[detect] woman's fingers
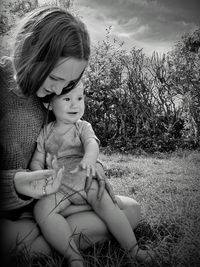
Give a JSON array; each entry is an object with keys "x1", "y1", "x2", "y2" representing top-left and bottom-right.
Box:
[
  {"x1": 85, "y1": 174, "x2": 93, "y2": 193},
  {"x1": 86, "y1": 165, "x2": 96, "y2": 179},
  {"x1": 105, "y1": 181, "x2": 117, "y2": 203},
  {"x1": 52, "y1": 155, "x2": 59, "y2": 171},
  {"x1": 29, "y1": 167, "x2": 63, "y2": 197},
  {"x1": 54, "y1": 167, "x2": 64, "y2": 185},
  {"x1": 97, "y1": 179, "x2": 116, "y2": 203},
  {"x1": 91, "y1": 166, "x2": 96, "y2": 177},
  {"x1": 46, "y1": 153, "x2": 52, "y2": 169},
  {"x1": 95, "y1": 166, "x2": 117, "y2": 203},
  {"x1": 46, "y1": 167, "x2": 64, "y2": 195},
  {"x1": 97, "y1": 179, "x2": 106, "y2": 200},
  {"x1": 27, "y1": 170, "x2": 55, "y2": 181}
]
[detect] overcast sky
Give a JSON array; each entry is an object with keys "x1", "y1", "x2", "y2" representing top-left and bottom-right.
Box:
[{"x1": 73, "y1": 0, "x2": 200, "y2": 55}]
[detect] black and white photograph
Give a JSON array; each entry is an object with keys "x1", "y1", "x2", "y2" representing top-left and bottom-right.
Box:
[{"x1": 0, "y1": 0, "x2": 199, "y2": 266}]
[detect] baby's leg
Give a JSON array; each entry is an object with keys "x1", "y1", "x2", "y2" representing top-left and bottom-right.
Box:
[
  {"x1": 34, "y1": 194, "x2": 84, "y2": 267},
  {"x1": 87, "y1": 181, "x2": 151, "y2": 262}
]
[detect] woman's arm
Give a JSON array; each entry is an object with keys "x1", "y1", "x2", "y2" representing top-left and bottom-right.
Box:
[
  {"x1": 14, "y1": 168, "x2": 63, "y2": 199},
  {"x1": 0, "y1": 168, "x2": 63, "y2": 211},
  {"x1": 0, "y1": 169, "x2": 33, "y2": 210}
]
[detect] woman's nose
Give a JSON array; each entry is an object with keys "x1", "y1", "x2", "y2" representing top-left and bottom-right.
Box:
[{"x1": 51, "y1": 85, "x2": 63, "y2": 95}]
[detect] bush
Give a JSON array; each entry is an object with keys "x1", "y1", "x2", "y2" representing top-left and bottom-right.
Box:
[{"x1": 83, "y1": 28, "x2": 200, "y2": 153}]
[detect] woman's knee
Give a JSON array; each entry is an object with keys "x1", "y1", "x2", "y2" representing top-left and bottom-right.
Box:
[
  {"x1": 2, "y1": 219, "x2": 39, "y2": 250},
  {"x1": 31, "y1": 235, "x2": 51, "y2": 255},
  {"x1": 1, "y1": 218, "x2": 51, "y2": 255},
  {"x1": 116, "y1": 195, "x2": 141, "y2": 228},
  {"x1": 116, "y1": 195, "x2": 141, "y2": 210}
]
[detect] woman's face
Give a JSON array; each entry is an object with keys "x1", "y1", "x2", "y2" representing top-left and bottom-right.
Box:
[{"x1": 36, "y1": 57, "x2": 87, "y2": 98}]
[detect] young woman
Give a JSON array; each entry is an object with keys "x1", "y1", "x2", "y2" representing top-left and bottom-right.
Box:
[{"x1": 0, "y1": 5, "x2": 141, "y2": 259}]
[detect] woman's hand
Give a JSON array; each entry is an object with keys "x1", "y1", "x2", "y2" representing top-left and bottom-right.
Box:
[
  {"x1": 85, "y1": 164, "x2": 117, "y2": 204},
  {"x1": 14, "y1": 168, "x2": 64, "y2": 199}
]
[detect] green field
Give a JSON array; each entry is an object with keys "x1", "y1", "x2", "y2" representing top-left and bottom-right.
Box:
[{"x1": 8, "y1": 150, "x2": 200, "y2": 266}]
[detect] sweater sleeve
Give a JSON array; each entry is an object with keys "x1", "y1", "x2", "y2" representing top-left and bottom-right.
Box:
[{"x1": 0, "y1": 170, "x2": 33, "y2": 211}]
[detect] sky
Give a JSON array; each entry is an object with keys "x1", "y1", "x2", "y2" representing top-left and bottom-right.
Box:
[{"x1": 73, "y1": 0, "x2": 200, "y2": 55}]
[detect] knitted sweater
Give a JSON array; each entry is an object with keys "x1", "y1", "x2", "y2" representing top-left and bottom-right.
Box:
[{"x1": 0, "y1": 61, "x2": 46, "y2": 212}]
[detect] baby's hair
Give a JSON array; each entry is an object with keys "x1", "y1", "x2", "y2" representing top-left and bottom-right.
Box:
[{"x1": 12, "y1": 5, "x2": 90, "y2": 96}]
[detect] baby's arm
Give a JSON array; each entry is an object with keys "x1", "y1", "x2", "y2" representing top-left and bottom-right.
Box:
[
  {"x1": 78, "y1": 138, "x2": 99, "y2": 177},
  {"x1": 82, "y1": 138, "x2": 99, "y2": 165},
  {"x1": 30, "y1": 148, "x2": 45, "y2": 171}
]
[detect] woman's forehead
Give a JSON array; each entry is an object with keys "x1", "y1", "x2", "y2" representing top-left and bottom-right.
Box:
[{"x1": 52, "y1": 58, "x2": 87, "y2": 80}]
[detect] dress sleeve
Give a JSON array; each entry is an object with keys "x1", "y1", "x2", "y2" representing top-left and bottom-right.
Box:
[
  {"x1": 36, "y1": 128, "x2": 46, "y2": 154},
  {"x1": 0, "y1": 169, "x2": 33, "y2": 211},
  {"x1": 36, "y1": 123, "x2": 53, "y2": 154},
  {"x1": 78, "y1": 120, "x2": 100, "y2": 146}
]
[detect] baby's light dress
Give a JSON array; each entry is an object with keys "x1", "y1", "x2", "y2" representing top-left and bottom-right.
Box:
[{"x1": 36, "y1": 120, "x2": 102, "y2": 204}]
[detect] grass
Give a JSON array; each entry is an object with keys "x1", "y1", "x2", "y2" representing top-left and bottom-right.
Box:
[{"x1": 6, "y1": 149, "x2": 200, "y2": 266}]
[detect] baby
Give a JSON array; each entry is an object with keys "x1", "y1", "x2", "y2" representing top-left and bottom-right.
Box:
[{"x1": 31, "y1": 82, "x2": 152, "y2": 267}]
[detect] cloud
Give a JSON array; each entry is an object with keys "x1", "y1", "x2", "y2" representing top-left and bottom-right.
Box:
[{"x1": 74, "y1": 0, "x2": 200, "y2": 55}]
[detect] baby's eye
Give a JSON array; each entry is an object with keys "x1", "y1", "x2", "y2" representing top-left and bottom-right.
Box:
[
  {"x1": 78, "y1": 97, "x2": 83, "y2": 101},
  {"x1": 64, "y1": 97, "x2": 70, "y2": 101}
]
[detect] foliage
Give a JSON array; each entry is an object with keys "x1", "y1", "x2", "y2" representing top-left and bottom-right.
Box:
[
  {"x1": 0, "y1": 0, "x2": 38, "y2": 34},
  {"x1": 83, "y1": 27, "x2": 200, "y2": 153},
  {"x1": 184, "y1": 28, "x2": 200, "y2": 53},
  {"x1": 168, "y1": 32, "x2": 200, "y2": 144}
]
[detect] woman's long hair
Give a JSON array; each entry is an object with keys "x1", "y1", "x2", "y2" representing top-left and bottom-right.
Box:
[{"x1": 13, "y1": 5, "x2": 90, "y2": 96}]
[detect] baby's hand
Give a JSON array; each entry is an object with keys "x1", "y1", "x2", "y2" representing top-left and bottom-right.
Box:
[{"x1": 70, "y1": 159, "x2": 96, "y2": 178}]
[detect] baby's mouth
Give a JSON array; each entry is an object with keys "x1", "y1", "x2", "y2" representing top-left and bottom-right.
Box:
[{"x1": 68, "y1": 112, "x2": 78, "y2": 115}]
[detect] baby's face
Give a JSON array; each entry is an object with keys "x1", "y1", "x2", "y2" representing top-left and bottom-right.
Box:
[{"x1": 50, "y1": 83, "x2": 85, "y2": 124}]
